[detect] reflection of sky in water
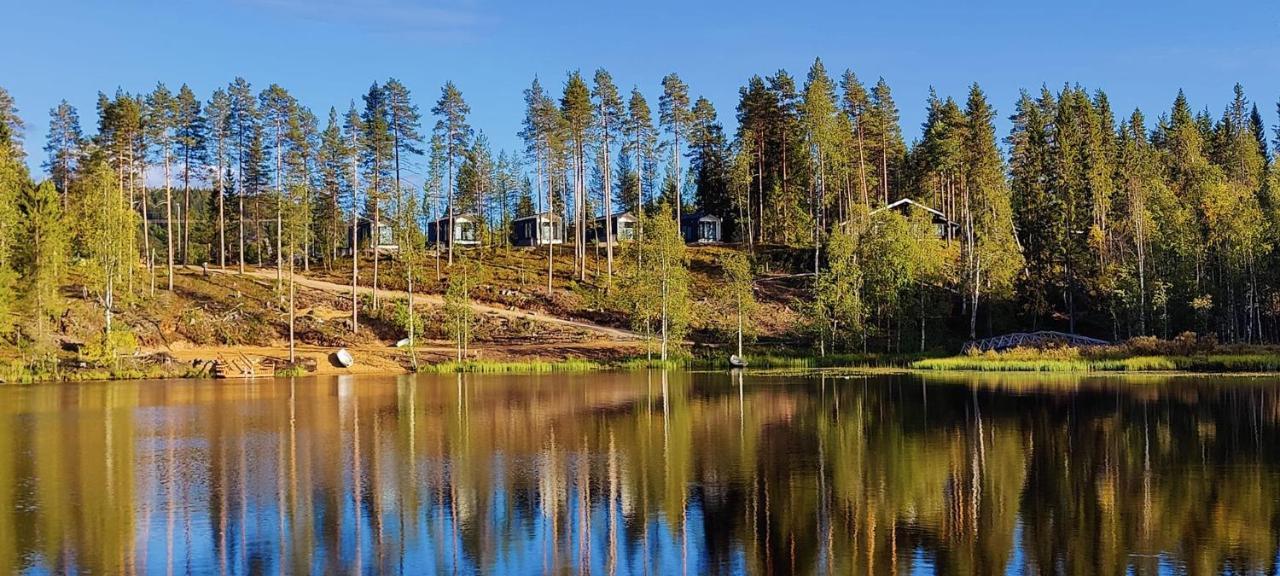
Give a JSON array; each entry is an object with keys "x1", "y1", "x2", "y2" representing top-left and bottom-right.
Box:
[{"x1": 4, "y1": 372, "x2": 1280, "y2": 574}]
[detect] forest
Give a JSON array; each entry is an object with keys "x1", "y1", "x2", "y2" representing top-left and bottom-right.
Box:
[{"x1": 1, "y1": 58, "x2": 1278, "y2": 368}]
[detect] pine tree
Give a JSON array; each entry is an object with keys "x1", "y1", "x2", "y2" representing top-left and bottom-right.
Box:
[
  {"x1": 0, "y1": 87, "x2": 26, "y2": 160},
  {"x1": 174, "y1": 84, "x2": 207, "y2": 265},
  {"x1": 227, "y1": 77, "x2": 257, "y2": 274},
  {"x1": 593, "y1": 69, "x2": 623, "y2": 288},
  {"x1": 659, "y1": 73, "x2": 692, "y2": 222},
  {"x1": 865, "y1": 78, "x2": 906, "y2": 204},
  {"x1": 519, "y1": 77, "x2": 562, "y2": 293},
  {"x1": 432, "y1": 81, "x2": 472, "y2": 266},
  {"x1": 560, "y1": 72, "x2": 592, "y2": 280},
  {"x1": 260, "y1": 84, "x2": 296, "y2": 289},
  {"x1": 384, "y1": 78, "x2": 423, "y2": 252},
  {"x1": 43, "y1": 100, "x2": 82, "y2": 205},
  {"x1": 839, "y1": 71, "x2": 873, "y2": 210},
  {"x1": 145, "y1": 83, "x2": 178, "y2": 290},
  {"x1": 623, "y1": 87, "x2": 658, "y2": 252}
]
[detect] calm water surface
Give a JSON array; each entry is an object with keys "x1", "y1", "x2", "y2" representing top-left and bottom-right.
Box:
[{"x1": 4, "y1": 370, "x2": 1280, "y2": 575}]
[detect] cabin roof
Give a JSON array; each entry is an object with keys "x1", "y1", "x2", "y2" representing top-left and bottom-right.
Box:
[
  {"x1": 512, "y1": 211, "x2": 562, "y2": 223},
  {"x1": 871, "y1": 198, "x2": 950, "y2": 223},
  {"x1": 592, "y1": 211, "x2": 636, "y2": 223},
  {"x1": 428, "y1": 213, "x2": 480, "y2": 225},
  {"x1": 679, "y1": 213, "x2": 722, "y2": 224}
]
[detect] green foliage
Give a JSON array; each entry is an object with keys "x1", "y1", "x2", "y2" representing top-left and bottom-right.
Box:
[
  {"x1": 444, "y1": 258, "x2": 484, "y2": 360},
  {"x1": 16, "y1": 181, "x2": 68, "y2": 346},
  {"x1": 716, "y1": 250, "x2": 758, "y2": 353},
  {"x1": 617, "y1": 203, "x2": 690, "y2": 360},
  {"x1": 812, "y1": 226, "x2": 863, "y2": 352}
]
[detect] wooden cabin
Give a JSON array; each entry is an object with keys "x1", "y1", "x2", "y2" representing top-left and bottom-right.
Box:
[
  {"x1": 352, "y1": 217, "x2": 398, "y2": 255},
  {"x1": 680, "y1": 213, "x2": 722, "y2": 244},
  {"x1": 589, "y1": 212, "x2": 638, "y2": 245},
  {"x1": 426, "y1": 213, "x2": 481, "y2": 247},
  {"x1": 870, "y1": 198, "x2": 958, "y2": 239},
  {"x1": 511, "y1": 212, "x2": 565, "y2": 247}
]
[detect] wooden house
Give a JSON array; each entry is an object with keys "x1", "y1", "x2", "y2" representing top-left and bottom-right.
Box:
[
  {"x1": 426, "y1": 213, "x2": 481, "y2": 247},
  {"x1": 680, "y1": 213, "x2": 722, "y2": 244},
  {"x1": 352, "y1": 217, "x2": 398, "y2": 255},
  {"x1": 511, "y1": 212, "x2": 565, "y2": 247},
  {"x1": 589, "y1": 212, "x2": 638, "y2": 245},
  {"x1": 870, "y1": 198, "x2": 958, "y2": 239}
]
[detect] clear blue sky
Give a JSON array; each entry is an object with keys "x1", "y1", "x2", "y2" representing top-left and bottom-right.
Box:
[{"x1": 4, "y1": 0, "x2": 1280, "y2": 184}]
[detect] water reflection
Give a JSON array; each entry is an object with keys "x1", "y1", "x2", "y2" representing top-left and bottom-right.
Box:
[{"x1": 2, "y1": 371, "x2": 1279, "y2": 574}]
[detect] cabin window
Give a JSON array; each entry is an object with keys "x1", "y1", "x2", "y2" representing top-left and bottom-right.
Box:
[
  {"x1": 540, "y1": 221, "x2": 558, "y2": 241},
  {"x1": 378, "y1": 225, "x2": 393, "y2": 246},
  {"x1": 618, "y1": 221, "x2": 635, "y2": 240},
  {"x1": 457, "y1": 221, "x2": 476, "y2": 241}
]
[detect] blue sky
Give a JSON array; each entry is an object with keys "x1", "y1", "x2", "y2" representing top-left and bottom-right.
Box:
[{"x1": 3, "y1": 0, "x2": 1280, "y2": 184}]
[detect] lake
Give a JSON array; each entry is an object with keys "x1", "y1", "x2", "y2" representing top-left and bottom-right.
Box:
[{"x1": 2, "y1": 370, "x2": 1278, "y2": 575}]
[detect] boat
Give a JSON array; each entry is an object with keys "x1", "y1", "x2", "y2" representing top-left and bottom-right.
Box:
[
  {"x1": 729, "y1": 355, "x2": 748, "y2": 368},
  {"x1": 334, "y1": 348, "x2": 355, "y2": 368}
]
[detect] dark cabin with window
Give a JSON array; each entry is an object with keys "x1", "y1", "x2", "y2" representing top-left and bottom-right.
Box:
[
  {"x1": 589, "y1": 212, "x2": 638, "y2": 245},
  {"x1": 426, "y1": 214, "x2": 481, "y2": 247},
  {"x1": 352, "y1": 217, "x2": 398, "y2": 255},
  {"x1": 870, "y1": 198, "x2": 958, "y2": 239},
  {"x1": 680, "y1": 213, "x2": 722, "y2": 244},
  {"x1": 511, "y1": 212, "x2": 565, "y2": 247}
]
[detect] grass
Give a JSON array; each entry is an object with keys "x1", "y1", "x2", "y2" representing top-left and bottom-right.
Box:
[
  {"x1": 911, "y1": 350, "x2": 1280, "y2": 373},
  {"x1": 417, "y1": 358, "x2": 609, "y2": 374}
]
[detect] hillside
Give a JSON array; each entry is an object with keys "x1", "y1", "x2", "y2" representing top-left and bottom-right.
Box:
[{"x1": 6, "y1": 245, "x2": 812, "y2": 380}]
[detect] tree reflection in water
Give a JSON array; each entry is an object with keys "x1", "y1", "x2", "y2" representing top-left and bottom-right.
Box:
[{"x1": 0, "y1": 371, "x2": 1277, "y2": 574}]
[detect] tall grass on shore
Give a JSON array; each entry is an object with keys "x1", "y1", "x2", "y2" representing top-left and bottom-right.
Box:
[
  {"x1": 418, "y1": 359, "x2": 608, "y2": 374},
  {"x1": 912, "y1": 348, "x2": 1280, "y2": 373}
]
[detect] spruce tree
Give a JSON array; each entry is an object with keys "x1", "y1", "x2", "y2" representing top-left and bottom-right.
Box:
[
  {"x1": 206, "y1": 89, "x2": 231, "y2": 268},
  {"x1": 17, "y1": 181, "x2": 67, "y2": 351}
]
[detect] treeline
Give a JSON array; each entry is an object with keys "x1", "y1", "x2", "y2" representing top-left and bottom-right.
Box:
[{"x1": 3, "y1": 59, "x2": 1280, "y2": 357}]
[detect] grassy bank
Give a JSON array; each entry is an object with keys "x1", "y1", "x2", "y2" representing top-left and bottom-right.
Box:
[
  {"x1": 912, "y1": 351, "x2": 1280, "y2": 373},
  {"x1": 414, "y1": 351, "x2": 925, "y2": 374}
]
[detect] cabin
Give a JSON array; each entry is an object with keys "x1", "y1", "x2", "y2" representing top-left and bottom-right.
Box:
[
  {"x1": 589, "y1": 212, "x2": 638, "y2": 245},
  {"x1": 680, "y1": 213, "x2": 722, "y2": 244},
  {"x1": 352, "y1": 217, "x2": 398, "y2": 255},
  {"x1": 870, "y1": 198, "x2": 958, "y2": 239},
  {"x1": 511, "y1": 212, "x2": 565, "y2": 247},
  {"x1": 426, "y1": 214, "x2": 481, "y2": 247}
]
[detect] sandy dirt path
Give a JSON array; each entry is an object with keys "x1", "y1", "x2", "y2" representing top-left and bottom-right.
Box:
[
  {"x1": 165, "y1": 340, "x2": 645, "y2": 376},
  {"x1": 190, "y1": 266, "x2": 638, "y2": 340}
]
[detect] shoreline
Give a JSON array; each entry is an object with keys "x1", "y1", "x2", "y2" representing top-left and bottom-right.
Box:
[{"x1": 13, "y1": 347, "x2": 1280, "y2": 383}]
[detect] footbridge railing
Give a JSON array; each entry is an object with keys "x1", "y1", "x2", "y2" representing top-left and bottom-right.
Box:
[{"x1": 962, "y1": 331, "x2": 1111, "y2": 353}]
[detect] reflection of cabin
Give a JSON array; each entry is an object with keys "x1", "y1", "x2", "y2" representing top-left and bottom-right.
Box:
[
  {"x1": 589, "y1": 212, "x2": 638, "y2": 245},
  {"x1": 870, "y1": 198, "x2": 958, "y2": 239},
  {"x1": 426, "y1": 214, "x2": 480, "y2": 247},
  {"x1": 511, "y1": 212, "x2": 565, "y2": 247},
  {"x1": 352, "y1": 217, "x2": 398, "y2": 255},
  {"x1": 680, "y1": 213, "x2": 722, "y2": 244}
]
